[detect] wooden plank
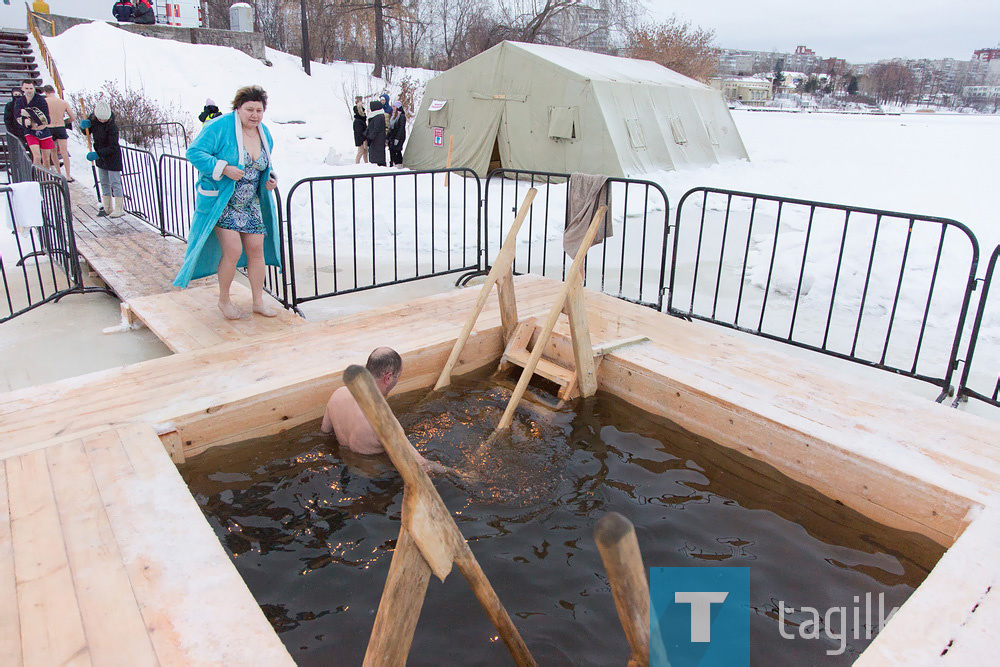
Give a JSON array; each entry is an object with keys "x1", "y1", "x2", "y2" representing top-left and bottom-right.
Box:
[
  {"x1": 503, "y1": 347, "x2": 575, "y2": 387},
  {"x1": 83, "y1": 424, "x2": 294, "y2": 665},
  {"x1": 159, "y1": 430, "x2": 185, "y2": 464},
  {"x1": 0, "y1": 465, "x2": 21, "y2": 666},
  {"x1": 46, "y1": 441, "x2": 159, "y2": 665},
  {"x1": 6, "y1": 450, "x2": 91, "y2": 666},
  {"x1": 497, "y1": 269, "x2": 518, "y2": 343}
]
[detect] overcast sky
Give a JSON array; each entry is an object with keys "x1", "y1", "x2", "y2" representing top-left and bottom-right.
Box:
[{"x1": 646, "y1": 0, "x2": 1000, "y2": 63}]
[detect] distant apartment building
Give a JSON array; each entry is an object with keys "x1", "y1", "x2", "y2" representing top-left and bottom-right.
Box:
[
  {"x1": 717, "y1": 45, "x2": 824, "y2": 75},
  {"x1": 553, "y1": 1, "x2": 610, "y2": 54},
  {"x1": 711, "y1": 75, "x2": 772, "y2": 106},
  {"x1": 962, "y1": 85, "x2": 1000, "y2": 105}
]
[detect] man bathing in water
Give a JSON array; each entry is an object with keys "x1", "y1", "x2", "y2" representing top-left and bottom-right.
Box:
[{"x1": 322, "y1": 347, "x2": 446, "y2": 473}]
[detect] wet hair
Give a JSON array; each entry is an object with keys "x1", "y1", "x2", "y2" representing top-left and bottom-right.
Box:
[
  {"x1": 231, "y1": 85, "x2": 268, "y2": 111},
  {"x1": 366, "y1": 347, "x2": 402, "y2": 380},
  {"x1": 42, "y1": 85, "x2": 55, "y2": 94}
]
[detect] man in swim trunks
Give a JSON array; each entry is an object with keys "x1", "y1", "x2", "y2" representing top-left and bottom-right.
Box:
[
  {"x1": 42, "y1": 85, "x2": 75, "y2": 181},
  {"x1": 322, "y1": 347, "x2": 445, "y2": 473},
  {"x1": 13, "y1": 80, "x2": 51, "y2": 168}
]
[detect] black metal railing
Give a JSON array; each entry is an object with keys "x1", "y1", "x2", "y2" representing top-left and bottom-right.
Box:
[
  {"x1": 668, "y1": 187, "x2": 980, "y2": 398},
  {"x1": 284, "y1": 169, "x2": 480, "y2": 308},
  {"x1": 483, "y1": 169, "x2": 671, "y2": 309},
  {"x1": 157, "y1": 153, "x2": 196, "y2": 240},
  {"x1": 119, "y1": 122, "x2": 190, "y2": 157},
  {"x1": 117, "y1": 145, "x2": 162, "y2": 231},
  {"x1": 1, "y1": 133, "x2": 103, "y2": 323},
  {"x1": 954, "y1": 244, "x2": 1000, "y2": 408}
]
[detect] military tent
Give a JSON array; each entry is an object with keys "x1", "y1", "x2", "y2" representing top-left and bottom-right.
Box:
[{"x1": 403, "y1": 41, "x2": 749, "y2": 177}]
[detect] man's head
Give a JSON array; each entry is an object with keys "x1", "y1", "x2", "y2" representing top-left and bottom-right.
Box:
[
  {"x1": 21, "y1": 81, "x2": 34, "y2": 98},
  {"x1": 366, "y1": 347, "x2": 402, "y2": 396},
  {"x1": 10, "y1": 87, "x2": 21, "y2": 99},
  {"x1": 41, "y1": 85, "x2": 55, "y2": 96}
]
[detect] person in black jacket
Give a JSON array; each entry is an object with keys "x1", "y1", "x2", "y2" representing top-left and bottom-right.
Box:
[
  {"x1": 112, "y1": 0, "x2": 134, "y2": 22},
  {"x1": 363, "y1": 99, "x2": 387, "y2": 166},
  {"x1": 132, "y1": 0, "x2": 155, "y2": 25},
  {"x1": 80, "y1": 101, "x2": 125, "y2": 218},
  {"x1": 3, "y1": 88, "x2": 25, "y2": 144},
  {"x1": 198, "y1": 98, "x2": 221, "y2": 125},
  {"x1": 387, "y1": 101, "x2": 406, "y2": 168},
  {"x1": 352, "y1": 96, "x2": 367, "y2": 164}
]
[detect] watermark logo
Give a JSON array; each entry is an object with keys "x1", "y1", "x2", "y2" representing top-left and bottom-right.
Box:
[
  {"x1": 777, "y1": 593, "x2": 899, "y2": 656},
  {"x1": 650, "y1": 567, "x2": 751, "y2": 666}
]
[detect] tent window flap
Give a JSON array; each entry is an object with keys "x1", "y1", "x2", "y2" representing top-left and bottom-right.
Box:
[
  {"x1": 428, "y1": 101, "x2": 451, "y2": 128},
  {"x1": 670, "y1": 117, "x2": 688, "y2": 145},
  {"x1": 624, "y1": 118, "x2": 645, "y2": 149},
  {"x1": 548, "y1": 106, "x2": 578, "y2": 140}
]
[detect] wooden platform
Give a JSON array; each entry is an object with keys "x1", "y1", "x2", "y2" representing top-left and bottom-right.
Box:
[
  {"x1": 2, "y1": 273, "x2": 1000, "y2": 663},
  {"x1": 70, "y1": 181, "x2": 299, "y2": 352},
  {"x1": 0, "y1": 423, "x2": 293, "y2": 665}
]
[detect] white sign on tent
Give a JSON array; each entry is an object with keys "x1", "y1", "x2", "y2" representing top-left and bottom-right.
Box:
[{"x1": 428, "y1": 100, "x2": 448, "y2": 112}]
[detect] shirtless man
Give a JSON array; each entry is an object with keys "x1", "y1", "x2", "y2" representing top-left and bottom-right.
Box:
[
  {"x1": 322, "y1": 347, "x2": 445, "y2": 472},
  {"x1": 42, "y1": 85, "x2": 75, "y2": 182}
]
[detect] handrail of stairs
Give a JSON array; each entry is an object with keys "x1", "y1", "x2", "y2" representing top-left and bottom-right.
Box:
[{"x1": 25, "y1": 5, "x2": 65, "y2": 98}]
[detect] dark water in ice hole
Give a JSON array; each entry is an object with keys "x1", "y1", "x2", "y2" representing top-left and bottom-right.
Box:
[{"x1": 179, "y1": 371, "x2": 944, "y2": 666}]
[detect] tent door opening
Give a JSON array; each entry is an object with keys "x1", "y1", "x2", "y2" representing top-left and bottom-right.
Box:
[{"x1": 489, "y1": 136, "x2": 502, "y2": 173}]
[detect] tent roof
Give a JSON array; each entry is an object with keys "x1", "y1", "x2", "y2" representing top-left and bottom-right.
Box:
[{"x1": 503, "y1": 41, "x2": 709, "y2": 89}]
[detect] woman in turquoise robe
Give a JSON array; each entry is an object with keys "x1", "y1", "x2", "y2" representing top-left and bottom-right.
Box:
[{"x1": 173, "y1": 85, "x2": 281, "y2": 319}]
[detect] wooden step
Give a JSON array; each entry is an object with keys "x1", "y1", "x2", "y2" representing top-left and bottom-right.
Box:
[{"x1": 503, "y1": 346, "x2": 576, "y2": 387}]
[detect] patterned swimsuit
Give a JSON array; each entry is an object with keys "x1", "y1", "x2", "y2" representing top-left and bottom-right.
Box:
[{"x1": 217, "y1": 149, "x2": 268, "y2": 234}]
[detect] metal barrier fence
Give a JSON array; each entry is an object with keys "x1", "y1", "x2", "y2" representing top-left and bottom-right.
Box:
[
  {"x1": 118, "y1": 145, "x2": 162, "y2": 231},
  {"x1": 119, "y1": 122, "x2": 190, "y2": 157},
  {"x1": 954, "y1": 244, "x2": 1000, "y2": 407},
  {"x1": 284, "y1": 169, "x2": 480, "y2": 307},
  {"x1": 1, "y1": 134, "x2": 101, "y2": 323},
  {"x1": 482, "y1": 169, "x2": 670, "y2": 309},
  {"x1": 668, "y1": 187, "x2": 980, "y2": 398},
  {"x1": 158, "y1": 153, "x2": 196, "y2": 240}
]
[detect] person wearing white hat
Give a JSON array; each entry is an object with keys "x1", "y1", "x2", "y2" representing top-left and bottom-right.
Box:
[
  {"x1": 198, "y1": 97, "x2": 222, "y2": 125},
  {"x1": 79, "y1": 100, "x2": 125, "y2": 218}
]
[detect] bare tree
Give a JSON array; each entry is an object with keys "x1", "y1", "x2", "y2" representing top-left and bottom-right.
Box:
[
  {"x1": 625, "y1": 16, "x2": 718, "y2": 82},
  {"x1": 868, "y1": 62, "x2": 916, "y2": 105}
]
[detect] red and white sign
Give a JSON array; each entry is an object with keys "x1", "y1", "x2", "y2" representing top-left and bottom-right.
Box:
[
  {"x1": 428, "y1": 100, "x2": 448, "y2": 112},
  {"x1": 433, "y1": 127, "x2": 444, "y2": 147}
]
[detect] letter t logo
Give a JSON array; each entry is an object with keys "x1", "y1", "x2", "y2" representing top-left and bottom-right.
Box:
[{"x1": 675, "y1": 591, "x2": 729, "y2": 642}]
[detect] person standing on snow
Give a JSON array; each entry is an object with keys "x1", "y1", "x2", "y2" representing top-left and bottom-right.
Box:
[
  {"x1": 174, "y1": 85, "x2": 281, "y2": 321},
  {"x1": 387, "y1": 100, "x2": 406, "y2": 168},
  {"x1": 80, "y1": 101, "x2": 125, "y2": 217},
  {"x1": 199, "y1": 98, "x2": 222, "y2": 125},
  {"x1": 112, "y1": 0, "x2": 134, "y2": 22},
  {"x1": 352, "y1": 96, "x2": 368, "y2": 164},
  {"x1": 363, "y1": 99, "x2": 387, "y2": 167}
]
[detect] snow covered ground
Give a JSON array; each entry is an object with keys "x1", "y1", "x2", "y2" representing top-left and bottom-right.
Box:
[{"x1": 7, "y1": 21, "x2": 997, "y2": 411}]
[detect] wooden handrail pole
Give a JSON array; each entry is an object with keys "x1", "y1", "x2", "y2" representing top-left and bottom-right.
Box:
[
  {"x1": 595, "y1": 512, "x2": 650, "y2": 667},
  {"x1": 434, "y1": 188, "x2": 537, "y2": 390},
  {"x1": 455, "y1": 547, "x2": 537, "y2": 667},
  {"x1": 495, "y1": 205, "x2": 607, "y2": 431},
  {"x1": 363, "y1": 522, "x2": 432, "y2": 667}
]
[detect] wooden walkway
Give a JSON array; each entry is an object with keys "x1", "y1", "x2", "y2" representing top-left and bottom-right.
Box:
[{"x1": 70, "y1": 181, "x2": 298, "y2": 352}]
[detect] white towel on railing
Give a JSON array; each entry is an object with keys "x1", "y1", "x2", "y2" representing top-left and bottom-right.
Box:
[{"x1": 9, "y1": 182, "x2": 44, "y2": 229}]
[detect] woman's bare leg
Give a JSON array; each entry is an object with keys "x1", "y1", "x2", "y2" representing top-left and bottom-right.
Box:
[
  {"x1": 242, "y1": 232, "x2": 276, "y2": 316},
  {"x1": 355, "y1": 144, "x2": 365, "y2": 164},
  {"x1": 215, "y1": 227, "x2": 244, "y2": 319}
]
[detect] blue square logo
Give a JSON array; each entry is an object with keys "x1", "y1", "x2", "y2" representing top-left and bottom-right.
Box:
[{"x1": 650, "y1": 567, "x2": 751, "y2": 666}]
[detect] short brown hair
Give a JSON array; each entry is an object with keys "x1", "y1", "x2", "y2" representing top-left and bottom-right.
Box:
[
  {"x1": 366, "y1": 347, "x2": 402, "y2": 380},
  {"x1": 21, "y1": 79, "x2": 34, "y2": 86},
  {"x1": 231, "y1": 85, "x2": 268, "y2": 111},
  {"x1": 42, "y1": 85, "x2": 55, "y2": 94}
]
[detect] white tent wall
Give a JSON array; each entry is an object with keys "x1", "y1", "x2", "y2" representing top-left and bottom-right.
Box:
[{"x1": 404, "y1": 40, "x2": 749, "y2": 178}]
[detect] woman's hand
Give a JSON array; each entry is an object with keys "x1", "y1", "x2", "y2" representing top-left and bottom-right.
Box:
[
  {"x1": 265, "y1": 176, "x2": 277, "y2": 191},
  {"x1": 223, "y1": 165, "x2": 245, "y2": 181}
]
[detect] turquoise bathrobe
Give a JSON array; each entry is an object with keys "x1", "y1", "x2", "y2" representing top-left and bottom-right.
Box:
[{"x1": 173, "y1": 111, "x2": 281, "y2": 287}]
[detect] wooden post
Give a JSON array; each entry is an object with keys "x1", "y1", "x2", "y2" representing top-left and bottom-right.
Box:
[
  {"x1": 595, "y1": 512, "x2": 650, "y2": 667},
  {"x1": 344, "y1": 366, "x2": 536, "y2": 667},
  {"x1": 495, "y1": 205, "x2": 607, "y2": 431},
  {"x1": 444, "y1": 135, "x2": 455, "y2": 187},
  {"x1": 496, "y1": 269, "x2": 518, "y2": 342},
  {"x1": 434, "y1": 189, "x2": 537, "y2": 391},
  {"x1": 564, "y1": 280, "x2": 597, "y2": 397},
  {"x1": 363, "y1": 522, "x2": 432, "y2": 667}
]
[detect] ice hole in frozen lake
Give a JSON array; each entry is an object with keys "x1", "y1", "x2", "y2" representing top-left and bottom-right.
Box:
[{"x1": 179, "y1": 369, "x2": 945, "y2": 665}]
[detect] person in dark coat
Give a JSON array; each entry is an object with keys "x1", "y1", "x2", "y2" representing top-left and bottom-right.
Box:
[
  {"x1": 352, "y1": 96, "x2": 367, "y2": 164},
  {"x1": 79, "y1": 101, "x2": 125, "y2": 218},
  {"x1": 4, "y1": 88, "x2": 25, "y2": 143},
  {"x1": 198, "y1": 98, "x2": 222, "y2": 125},
  {"x1": 13, "y1": 80, "x2": 50, "y2": 166},
  {"x1": 387, "y1": 101, "x2": 406, "y2": 167},
  {"x1": 112, "y1": 0, "x2": 134, "y2": 22},
  {"x1": 363, "y1": 99, "x2": 386, "y2": 167},
  {"x1": 132, "y1": 0, "x2": 155, "y2": 24}
]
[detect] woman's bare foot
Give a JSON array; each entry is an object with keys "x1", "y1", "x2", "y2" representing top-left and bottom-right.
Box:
[
  {"x1": 218, "y1": 300, "x2": 243, "y2": 320},
  {"x1": 252, "y1": 302, "x2": 278, "y2": 317}
]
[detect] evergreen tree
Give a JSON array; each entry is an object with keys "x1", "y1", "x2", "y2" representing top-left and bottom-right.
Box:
[{"x1": 847, "y1": 75, "x2": 859, "y2": 95}]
